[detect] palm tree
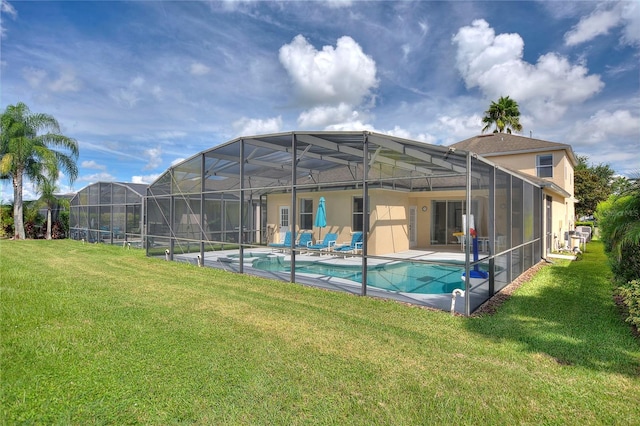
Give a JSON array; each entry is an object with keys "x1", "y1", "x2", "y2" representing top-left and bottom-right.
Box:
[
  {"x1": 481, "y1": 96, "x2": 523, "y2": 134},
  {"x1": 0, "y1": 102, "x2": 78, "y2": 239},
  {"x1": 37, "y1": 178, "x2": 58, "y2": 240}
]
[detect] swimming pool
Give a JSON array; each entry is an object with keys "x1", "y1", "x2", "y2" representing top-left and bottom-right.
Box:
[{"x1": 251, "y1": 256, "x2": 474, "y2": 294}]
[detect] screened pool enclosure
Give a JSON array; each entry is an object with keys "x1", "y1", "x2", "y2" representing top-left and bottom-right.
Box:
[
  {"x1": 146, "y1": 131, "x2": 543, "y2": 315},
  {"x1": 69, "y1": 182, "x2": 147, "y2": 246}
]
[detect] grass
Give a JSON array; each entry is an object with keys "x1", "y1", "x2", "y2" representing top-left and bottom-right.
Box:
[{"x1": 1, "y1": 239, "x2": 639, "y2": 424}]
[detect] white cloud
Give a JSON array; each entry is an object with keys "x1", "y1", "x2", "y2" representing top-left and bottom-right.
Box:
[
  {"x1": 381, "y1": 126, "x2": 435, "y2": 144},
  {"x1": 297, "y1": 103, "x2": 363, "y2": 129},
  {"x1": 49, "y1": 68, "x2": 81, "y2": 92},
  {"x1": 325, "y1": 0, "x2": 352, "y2": 9},
  {"x1": 1, "y1": 0, "x2": 16, "y2": 17},
  {"x1": 279, "y1": 34, "x2": 378, "y2": 106},
  {"x1": 23, "y1": 67, "x2": 47, "y2": 88},
  {"x1": 151, "y1": 85, "x2": 163, "y2": 101},
  {"x1": 110, "y1": 88, "x2": 141, "y2": 108},
  {"x1": 452, "y1": 19, "x2": 604, "y2": 122},
  {"x1": 156, "y1": 131, "x2": 187, "y2": 139},
  {"x1": 81, "y1": 160, "x2": 107, "y2": 170},
  {"x1": 233, "y1": 116, "x2": 282, "y2": 136},
  {"x1": 22, "y1": 66, "x2": 80, "y2": 92},
  {"x1": 77, "y1": 172, "x2": 117, "y2": 183},
  {"x1": 565, "y1": 1, "x2": 640, "y2": 47},
  {"x1": 109, "y1": 76, "x2": 148, "y2": 108},
  {"x1": 324, "y1": 120, "x2": 374, "y2": 132},
  {"x1": 190, "y1": 62, "x2": 211, "y2": 76},
  {"x1": 620, "y1": 1, "x2": 640, "y2": 47},
  {"x1": 437, "y1": 114, "x2": 484, "y2": 140},
  {"x1": 567, "y1": 109, "x2": 640, "y2": 146},
  {"x1": 131, "y1": 75, "x2": 145, "y2": 87},
  {"x1": 1, "y1": 0, "x2": 17, "y2": 38},
  {"x1": 143, "y1": 147, "x2": 163, "y2": 170},
  {"x1": 79, "y1": 140, "x2": 142, "y2": 162},
  {"x1": 170, "y1": 157, "x2": 186, "y2": 167},
  {"x1": 132, "y1": 174, "x2": 161, "y2": 184}
]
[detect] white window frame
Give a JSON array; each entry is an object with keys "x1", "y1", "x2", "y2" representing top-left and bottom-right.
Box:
[{"x1": 536, "y1": 154, "x2": 553, "y2": 178}]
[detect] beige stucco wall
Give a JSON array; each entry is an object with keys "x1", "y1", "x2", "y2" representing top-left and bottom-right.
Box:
[
  {"x1": 267, "y1": 190, "x2": 364, "y2": 246},
  {"x1": 266, "y1": 155, "x2": 576, "y2": 255},
  {"x1": 490, "y1": 149, "x2": 575, "y2": 252},
  {"x1": 267, "y1": 189, "x2": 413, "y2": 255},
  {"x1": 369, "y1": 190, "x2": 410, "y2": 254},
  {"x1": 489, "y1": 150, "x2": 574, "y2": 195}
]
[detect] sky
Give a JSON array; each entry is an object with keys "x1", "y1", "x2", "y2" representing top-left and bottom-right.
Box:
[{"x1": 1, "y1": 0, "x2": 639, "y2": 201}]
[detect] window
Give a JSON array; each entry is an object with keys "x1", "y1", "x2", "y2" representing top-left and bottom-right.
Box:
[
  {"x1": 536, "y1": 154, "x2": 553, "y2": 178},
  {"x1": 279, "y1": 207, "x2": 289, "y2": 227},
  {"x1": 352, "y1": 197, "x2": 363, "y2": 232},
  {"x1": 300, "y1": 199, "x2": 313, "y2": 230}
]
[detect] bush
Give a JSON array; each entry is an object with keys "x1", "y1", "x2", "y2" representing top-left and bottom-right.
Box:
[
  {"x1": 610, "y1": 244, "x2": 640, "y2": 285},
  {"x1": 596, "y1": 194, "x2": 640, "y2": 284},
  {"x1": 52, "y1": 220, "x2": 66, "y2": 239},
  {"x1": 24, "y1": 221, "x2": 38, "y2": 239},
  {"x1": 618, "y1": 280, "x2": 640, "y2": 328}
]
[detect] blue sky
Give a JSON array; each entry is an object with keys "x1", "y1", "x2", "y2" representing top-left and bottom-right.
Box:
[{"x1": 1, "y1": 0, "x2": 639, "y2": 201}]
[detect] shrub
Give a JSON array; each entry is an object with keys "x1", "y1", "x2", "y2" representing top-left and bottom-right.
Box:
[
  {"x1": 24, "y1": 221, "x2": 38, "y2": 239},
  {"x1": 52, "y1": 220, "x2": 66, "y2": 239},
  {"x1": 596, "y1": 194, "x2": 640, "y2": 284},
  {"x1": 610, "y1": 244, "x2": 640, "y2": 285},
  {"x1": 618, "y1": 280, "x2": 640, "y2": 328}
]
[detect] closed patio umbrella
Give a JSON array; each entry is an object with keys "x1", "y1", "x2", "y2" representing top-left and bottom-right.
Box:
[{"x1": 314, "y1": 196, "x2": 327, "y2": 239}]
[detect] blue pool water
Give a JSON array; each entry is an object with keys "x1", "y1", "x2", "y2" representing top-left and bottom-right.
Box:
[{"x1": 251, "y1": 257, "x2": 471, "y2": 294}]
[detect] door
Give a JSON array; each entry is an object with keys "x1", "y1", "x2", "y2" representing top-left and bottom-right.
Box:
[
  {"x1": 278, "y1": 206, "x2": 290, "y2": 243},
  {"x1": 409, "y1": 206, "x2": 417, "y2": 248}
]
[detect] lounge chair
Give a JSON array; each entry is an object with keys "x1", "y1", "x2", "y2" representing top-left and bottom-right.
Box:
[
  {"x1": 296, "y1": 232, "x2": 313, "y2": 248},
  {"x1": 268, "y1": 231, "x2": 295, "y2": 250},
  {"x1": 307, "y1": 233, "x2": 338, "y2": 253},
  {"x1": 334, "y1": 232, "x2": 363, "y2": 254}
]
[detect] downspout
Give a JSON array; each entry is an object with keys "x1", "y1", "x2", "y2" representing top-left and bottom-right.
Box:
[
  {"x1": 290, "y1": 133, "x2": 297, "y2": 284},
  {"x1": 200, "y1": 152, "x2": 205, "y2": 267},
  {"x1": 239, "y1": 139, "x2": 245, "y2": 274},
  {"x1": 169, "y1": 168, "x2": 175, "y2": 261},
  {"x1": 464, "y1": 151, "x2": 472, "y2": 316},
  {"x1": 361, "y1": 132, "x2": 369, "y2": 297}
]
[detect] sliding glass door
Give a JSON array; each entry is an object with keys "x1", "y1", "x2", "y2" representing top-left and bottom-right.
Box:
[{"x1": 431, "y1": 200, "x2": 464, "y2": 245}]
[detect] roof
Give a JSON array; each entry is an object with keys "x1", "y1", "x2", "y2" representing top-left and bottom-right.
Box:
[
  {"x1": 150, "y1": 131, "x2": 474, "y2": 196},
  {"x1": 70, "y1": 181, "x2": 149, "y2": 205},
  {"x1": 449, "y1": 133, "x2": 578, "y2": 166}
]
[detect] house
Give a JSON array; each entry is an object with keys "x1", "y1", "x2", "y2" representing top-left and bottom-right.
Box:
[
  {"x1": 450, "y1": 133, "x2": 578, "y2": 254},
  {"x1": 145, "y1": 131, "x2": 550, "y2": 314}
]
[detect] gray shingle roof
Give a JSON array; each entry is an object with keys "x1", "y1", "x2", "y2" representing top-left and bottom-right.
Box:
[{"x1": 449, "y1": 133, "x2": 577, "y2": 166}]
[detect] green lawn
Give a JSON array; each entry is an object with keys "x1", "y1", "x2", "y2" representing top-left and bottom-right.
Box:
[{"x1": 1, "y1": 239, "x2": 638, "y2": 424}]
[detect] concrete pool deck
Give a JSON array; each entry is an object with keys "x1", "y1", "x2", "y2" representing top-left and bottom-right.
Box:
[{"x1": 170, "y1": 247, "x2": 497, "y2": 314}]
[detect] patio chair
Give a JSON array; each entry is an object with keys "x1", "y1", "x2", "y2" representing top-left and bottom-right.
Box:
[
  {"x1": 296, "y1": 232, "x2": 313, "y2": 249},
  {"x1": 268, "y1": 231, "x2": 295, "y2": 250},
  {"x1": 334, "y1": 232, "x2": 363, "y2": 254},
  {"x1": 307, "y1": 233, "x2": 338, "y2": 253}
]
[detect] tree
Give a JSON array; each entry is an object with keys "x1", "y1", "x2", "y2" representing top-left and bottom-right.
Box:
[
  {"x1": 37, "y1": 178, "x2": 58, "y2": 240},
  {"x1": 596, "y1": 176, "x2": 640, "y2": 283},
  {"x1": 574, "y1": 156, "x2": 616, "y2": 219},
  {"x1": 481, "y1": 96, "x2": 523, "y2": 134},
  {"x1": 0, "y1": 102, "x2": 78, "y2": 239},
  {"x1": 575, "y1": 168, "x2": 611, "y2": 218}
]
